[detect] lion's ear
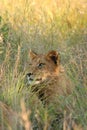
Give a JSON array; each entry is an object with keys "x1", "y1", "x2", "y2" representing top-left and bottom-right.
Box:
[
  {"x1": 29, "y1": 50, "x2": 37, "y2": 60},
  {"x1": 46, "y1": 50, "x2": 60, "y2": 65}
]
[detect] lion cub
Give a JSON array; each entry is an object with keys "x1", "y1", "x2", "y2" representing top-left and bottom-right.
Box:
[{"x1": 26, "y1": 50, "x2": 74, "y2": 104}]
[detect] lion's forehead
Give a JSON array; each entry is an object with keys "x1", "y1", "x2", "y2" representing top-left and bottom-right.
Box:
[{"x1": 34, "y1": 55, "x2": 46, "y2": 63}]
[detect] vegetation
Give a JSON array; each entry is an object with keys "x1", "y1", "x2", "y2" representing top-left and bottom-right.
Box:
[{"x1": 0, "y1": 0, "x2": 87, "y2": 129}]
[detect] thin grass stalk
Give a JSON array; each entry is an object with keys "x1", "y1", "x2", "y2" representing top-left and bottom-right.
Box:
[{"x1": 13, "y1": 45, "x2": 21, "y2": 77}]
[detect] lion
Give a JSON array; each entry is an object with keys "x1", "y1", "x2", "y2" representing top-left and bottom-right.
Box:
[{"x1": 26, "y1": 50, "x2": 74, "y2": 105}]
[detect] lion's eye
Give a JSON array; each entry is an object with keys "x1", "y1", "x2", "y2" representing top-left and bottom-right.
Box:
[{"x1": 38, "y1": 63, "x2": 45, "y2": 69}]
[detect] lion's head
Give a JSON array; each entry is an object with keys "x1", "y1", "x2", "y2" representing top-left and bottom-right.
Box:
[{"x1": 26, "y1": 50, "x2": 64, "y2": 85}]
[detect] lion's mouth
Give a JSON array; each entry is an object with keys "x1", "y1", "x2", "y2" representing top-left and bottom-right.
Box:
[
  {"x1": 36, "y1": 78, "x2": 42, "y2": 81},
  {"x1": 27, "y1": 75, "x2": 42, "y2": 85}
]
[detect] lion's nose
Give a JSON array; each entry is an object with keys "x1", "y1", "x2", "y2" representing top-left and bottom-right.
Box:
[{"x1": 26, "y1": 73, "x2": 33, "y2": 77}]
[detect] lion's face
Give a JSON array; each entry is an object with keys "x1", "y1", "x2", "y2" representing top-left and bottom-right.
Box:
[{"x1": 26, "y1": 50, "x2": 64, "y2": 85}]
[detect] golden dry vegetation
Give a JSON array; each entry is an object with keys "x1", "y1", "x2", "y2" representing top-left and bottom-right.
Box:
[{"x1": 0, "y1": 0, "x2": 87, "y2": 129}]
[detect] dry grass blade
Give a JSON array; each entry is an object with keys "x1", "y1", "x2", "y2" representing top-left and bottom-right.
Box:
[{"x1": 20, "y1": 99, "x2": 32, "y2": 130}]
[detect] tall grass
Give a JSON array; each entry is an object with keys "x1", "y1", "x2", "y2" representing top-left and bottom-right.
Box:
[{"x1": 0, "y1": 0, "x2": 87, "y2": 129}]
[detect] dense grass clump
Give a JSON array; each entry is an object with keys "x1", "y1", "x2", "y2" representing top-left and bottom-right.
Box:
[{"x1": 0, "y1": 0, "x2": 87, "y2": 129}]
